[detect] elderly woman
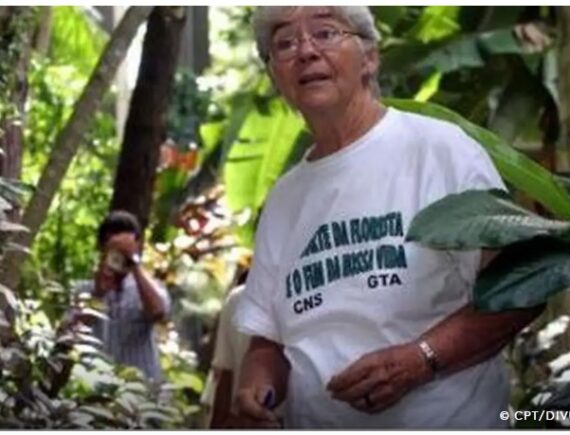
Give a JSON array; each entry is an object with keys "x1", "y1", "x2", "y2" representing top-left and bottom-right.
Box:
[{"x1": 233, "y1": 6, "x2": 542, "y2": 429}]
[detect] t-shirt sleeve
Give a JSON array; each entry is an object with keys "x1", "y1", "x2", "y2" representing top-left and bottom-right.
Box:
[
  {"x1": 233, "y1": 210, "x2": 281, "y2": 343},
  {"x1": 457, "y1": 136, "x2": 506, "y2": 194}
]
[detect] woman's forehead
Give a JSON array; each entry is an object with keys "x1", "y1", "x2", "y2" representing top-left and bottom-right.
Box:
[{"x1": 270, "y1": 6, "x2": 347, "y2": 32}]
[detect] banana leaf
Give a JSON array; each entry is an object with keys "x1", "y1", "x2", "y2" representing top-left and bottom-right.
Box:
[
  {"x1": 223, "y1": 97, "x2": 308, "y2": 245},
  {"x1": 474, "y1": 237, "x2": 570, "y2": 311}
]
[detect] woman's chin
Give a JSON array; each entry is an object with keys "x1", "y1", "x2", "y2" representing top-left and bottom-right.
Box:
[{"x1": 297, "y1": 94, "x2": 340, "y2": 115}]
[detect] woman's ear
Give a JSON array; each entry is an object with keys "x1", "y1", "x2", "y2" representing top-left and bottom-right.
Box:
[{"x1": 363, "y1": 46, "x2": 380, "y2": 78}]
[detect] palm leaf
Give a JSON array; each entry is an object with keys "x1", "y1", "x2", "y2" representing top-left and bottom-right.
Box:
[{"x1": 223, "y1": 97, "x2": 307, "y2": 245}]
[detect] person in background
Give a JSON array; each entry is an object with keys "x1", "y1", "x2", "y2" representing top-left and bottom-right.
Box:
[
  {"x1": 233, "y1": 6, "x2": 543, "y2": 429},
  {"x1": 209, "y1": 280, "x2": 250, "y2": 428},
  {"x1": 74, "y1": 210, "x2": 170, "y2": 382},
  {"x1": 199, "y1": 266, "x2": 252, "y2": 428}
]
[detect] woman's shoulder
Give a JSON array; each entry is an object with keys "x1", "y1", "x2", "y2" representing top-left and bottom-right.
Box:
[
  {"x1": 263, "y1": 163, "x2": 306, "y2": 210},
  {"x1": 391, "y1": 108, "x2": 485, "y2": 156},
  {"x1": 393, "y1": 108, "x2": 465, "y2": 139}
]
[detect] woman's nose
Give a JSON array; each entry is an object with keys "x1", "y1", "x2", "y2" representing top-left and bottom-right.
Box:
[{"x1": 296, "y1": 35, "x2": 320, "y2": 62}]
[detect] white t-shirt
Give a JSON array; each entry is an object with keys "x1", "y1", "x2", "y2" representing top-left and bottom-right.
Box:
[{"x1": 234, "y1": 108, "x2": 510, "y2": 428}]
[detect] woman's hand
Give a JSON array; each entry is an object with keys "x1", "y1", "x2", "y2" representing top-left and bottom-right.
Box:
[
  {"x1": 234, "y1": 385, "x2": 281, "y2": 428},
  {"x1": 326, "y1": 343, "x2": 432, "y2": 413}
]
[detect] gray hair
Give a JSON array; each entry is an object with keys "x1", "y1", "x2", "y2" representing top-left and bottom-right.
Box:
[{"x1": 252, "y1": 6, "x2": 381, "y2": 96}]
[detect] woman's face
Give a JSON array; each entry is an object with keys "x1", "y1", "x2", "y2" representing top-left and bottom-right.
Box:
[{"x1": 267, "y1": 7, "x2": 378, "y2": 116}]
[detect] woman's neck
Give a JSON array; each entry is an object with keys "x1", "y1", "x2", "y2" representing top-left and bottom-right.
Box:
[{"x1": 305, "y1": 96, "x2": 385, "y2": 161}]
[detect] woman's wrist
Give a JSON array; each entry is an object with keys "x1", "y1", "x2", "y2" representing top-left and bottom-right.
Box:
[{"x1": 414, "y1": 338, "x2": 442, "y2": 381}]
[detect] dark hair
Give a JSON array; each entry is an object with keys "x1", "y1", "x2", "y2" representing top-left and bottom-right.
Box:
[{"x1": 97, "y1": 210, "x2": 141, "y2": 250}]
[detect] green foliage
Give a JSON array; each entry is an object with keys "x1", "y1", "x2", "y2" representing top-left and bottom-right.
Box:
[
  {"x1": 152, "y1": 69, "x2": 221, "y2": 244},
  {"x1": 208, "y1": 6, "x2": 260, "y2": 87},
  {"x1": 16, "y1": 6, "x2": 115, "y2": 288},
  {"x1": 48, "y1": 7, "x2": 107, "y2": 75},
  {"x1": 0, "y1": 295, "x2": 196, "y2": 428},
  {"x1": 476, "y1": 238, "x2": 570, "y2": 311},
  {"x1": 158, "y1": 326, "x2": 203, "y2": 419},
  {"x1": 215, "y1": 7, "x2": 254, "y2": 48},
  {"x1": 0, "y1": 180, "x2": 30, "y2": 324},
  {"x1": 24, "y1": 61, "x2": 89, "y2": 160},
  {"x1": 376, "y1": 5, "x2": 556, "y2": 155},
  {"x1": 167, "y1": 70, "x2": 218, "y2": 148},
  {"x1": 0, "y1": 179, "x2": 201, "y2": 428},
  {"x1": 406, "y1": 6, "x2": 461, "y2": 43},
  {"x1": 147, "y1": 185, "x2": 249, "y2": 321},
  {"x1": 0, "y1": 7, "x2": 38, "y2": 120},
  {"x1": 184, "y1": 70, "x2": 311, "y2": 247},
  {"x1": 23, "y1": 58, "x2": 117, "y2": 288},
  {"x1": 223, "y1": 94, "x2": 310, "y2": 245}
]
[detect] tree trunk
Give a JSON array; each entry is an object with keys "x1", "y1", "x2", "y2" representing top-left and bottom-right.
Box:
[
  {"x1": 110, "y1": 7, "x2": 186, "y2": 234},
  {"x1": 0, "y1": 7, "x2": 10, "y2": 29},
  {"x1": 0, "y1": 7, "x2": 36, "y2": 198},
  {"x1": 32, "y1": 7, "x2": 52, "y2": 56},
  {"x1": 0, "y1": 6, "x2": 153, "y2": 294},
  {"x1": 178, "y1": 6, "x2": 210, "y2": 74}
]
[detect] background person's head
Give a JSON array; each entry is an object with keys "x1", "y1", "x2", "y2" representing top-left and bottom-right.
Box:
[
  {"x1": 97, "y1": 210, "x2": 141, "y2": 252},
  {"x1": 253, "y1": 6, "x2": 381, "y2": 110}
]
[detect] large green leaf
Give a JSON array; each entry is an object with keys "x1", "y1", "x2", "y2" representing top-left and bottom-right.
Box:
[
  {"x1": 223, "y1": 97, "x2": 307, "y2": 245},
  {"x1": 218, "y1": 92, "x2": 257, "y2": 169},
  {"x1": 383, "y1": 25, "x2": 526, "y2": 78},
  {"x1": 461, "y1": 7, "x2": 524, "y2": 31},
  {"x1": 406, "y1": 6, "x2": 461, "y2": 43},
  {"x1": 478, "y1": 28, "x2": 523, "y2": 55},
  {"x1": 385, "y1": 98, "x2": 570, "y2": 219},
  {"x1": 416, "y1": 36, "x2": 484, "y2": 73},
  {"x1": 474, "y1": 238, "x2": 570, "y2": 311},
  {"x1": 406, "y1": 189, "x2": 570, "y2": 250},
  {"x1": 488, "y1": 60, "x2": 547, "y2": 146},
  {"x1": 50, "y1": 7, "x2": 107, "y2": 75}
]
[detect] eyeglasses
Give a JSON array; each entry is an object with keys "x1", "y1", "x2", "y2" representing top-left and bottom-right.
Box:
[{"x1": 269, "y1": 24, "x2": 362, "y2": 62}]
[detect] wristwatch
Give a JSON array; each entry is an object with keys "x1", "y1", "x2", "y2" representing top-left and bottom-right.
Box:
[{"x1": 418, "y1": 339, "x2": 441, "y2": 375}]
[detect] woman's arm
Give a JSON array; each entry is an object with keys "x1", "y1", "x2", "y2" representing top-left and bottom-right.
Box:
[
  {"x1": 327, "y1": 303, "x2": 543, "y2": 413},
  {"x1": 235, "y1": 336, "x2": 290, "y2": 427}
]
